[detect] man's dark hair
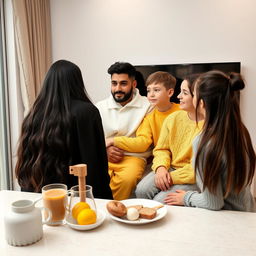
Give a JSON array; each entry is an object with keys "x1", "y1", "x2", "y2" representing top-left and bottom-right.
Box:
[{"x1": 108, "y1": 62, "x2": 136, "y2": 79}]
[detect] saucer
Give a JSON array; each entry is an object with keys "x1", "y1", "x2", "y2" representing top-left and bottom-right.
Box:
[{"x1": 66, "y1": 209, "x2": 106, "y2": 230}]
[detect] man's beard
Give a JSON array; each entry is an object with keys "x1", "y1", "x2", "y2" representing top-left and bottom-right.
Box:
[{"x1": 112, "y1": 87, "x2": 133, "y2": 103}]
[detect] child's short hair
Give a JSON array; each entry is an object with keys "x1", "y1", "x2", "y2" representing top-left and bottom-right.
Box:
[{"x1": 146, "y1": 71, "x2": 176, "y2": 90}]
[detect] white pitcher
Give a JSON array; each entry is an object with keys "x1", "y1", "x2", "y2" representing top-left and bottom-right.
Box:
[{"x1": 4, "y1": 199, "x2": 51, "y2": 246}]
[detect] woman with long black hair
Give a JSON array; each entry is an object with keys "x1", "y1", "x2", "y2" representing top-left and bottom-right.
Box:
[{"x1": 15, "y1": 60, "x2": 113, "y2": 199}]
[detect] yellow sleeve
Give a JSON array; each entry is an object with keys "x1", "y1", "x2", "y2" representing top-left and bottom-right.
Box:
[
  {"x1": 113, "y1": 117, "x2": 153, "y2": 152},
  {"x1": 170, "y1": 163, "x2": 196, "y2": 184},
  {"x1": 152, "y1": 117, "x2": 171, "y2": 171}
]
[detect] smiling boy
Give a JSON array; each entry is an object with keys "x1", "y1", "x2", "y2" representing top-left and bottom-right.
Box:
[{"x1": 106, "y1": 71, "x2": 179, "y2": 161}]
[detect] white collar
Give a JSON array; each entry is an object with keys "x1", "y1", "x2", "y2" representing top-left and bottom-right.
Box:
[{"x1": 107, "y1": 88, "x2": 145, "y2": 109}]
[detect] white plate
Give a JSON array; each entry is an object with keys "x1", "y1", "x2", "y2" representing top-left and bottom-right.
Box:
[
  {"x1": 66, "y1": 209, "x2": 106, "y2": 230},
  {"x1": 108, "y1": 199, "x2": 167, "y2": 225}
]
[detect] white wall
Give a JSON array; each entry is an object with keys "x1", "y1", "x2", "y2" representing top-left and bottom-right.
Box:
[{"x1": 50, "y1": 0, "x2": 256, "y2": 194}]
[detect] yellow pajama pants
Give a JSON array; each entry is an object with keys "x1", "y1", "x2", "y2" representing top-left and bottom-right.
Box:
[{"x1": 108, "y1": 156, "x2": 146, "y2": 200}]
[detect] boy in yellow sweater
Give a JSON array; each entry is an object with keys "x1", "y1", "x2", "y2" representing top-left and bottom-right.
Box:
[
  {"x1": 106, "y1": 71, "x2": 179, "y2": 157},
  {"x1": 135, "y1": 74, "x2": 203, "y2": 203}
]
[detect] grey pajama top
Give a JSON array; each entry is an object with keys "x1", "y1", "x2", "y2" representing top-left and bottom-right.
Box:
[{"x1": 184, "y1": 135, "x2": 256, "y2": 212}]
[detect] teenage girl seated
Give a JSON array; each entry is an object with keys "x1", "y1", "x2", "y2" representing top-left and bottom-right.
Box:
[{"x1": 166, "y1": 70, "x2": 255, "y2": 212}]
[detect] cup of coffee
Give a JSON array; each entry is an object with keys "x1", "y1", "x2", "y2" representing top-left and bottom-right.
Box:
[{"x1": 42, "y1": 183, "x2": 68, "y2": 225}]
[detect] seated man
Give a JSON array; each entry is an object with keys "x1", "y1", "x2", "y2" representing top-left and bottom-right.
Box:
[{"x1": 96, "y1": 62, "x2": 151, "y2": 200}]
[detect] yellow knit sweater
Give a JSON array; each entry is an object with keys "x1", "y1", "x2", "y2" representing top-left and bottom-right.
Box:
[
  {"x1": 152, "y1": 110, "x2": 203, "y2": 184},
  {"x1": 114, "y1": 103, "x2": 180, "y2": 152}
]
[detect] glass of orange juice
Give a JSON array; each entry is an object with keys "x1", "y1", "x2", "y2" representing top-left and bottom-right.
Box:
[{"x1": 42, "y1": 183, "x2": 68, "y2": 225}]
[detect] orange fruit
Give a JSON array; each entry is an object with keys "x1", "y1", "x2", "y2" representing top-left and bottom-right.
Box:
[
  {"x1": 72, "y1": 202, "x2": 90, "y2": 219},
  {"x1": 77, "y1": 209, "x2": 97, "y2": 225}
]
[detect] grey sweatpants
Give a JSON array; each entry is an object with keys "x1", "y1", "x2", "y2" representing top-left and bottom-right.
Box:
[{"x1": 135, "y1": 170, "x2": 199, "y2": 203}]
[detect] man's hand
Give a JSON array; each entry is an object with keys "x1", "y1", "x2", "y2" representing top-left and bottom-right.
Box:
[
  {"x1": 106, "y1": 146, "x2": 124, "y2": 163},
  {"x1": 164, "y1": 190, "x2": 186, "y2": 206},
  {"x1": 105, "y1": 138, "x2": 114, "y2": 148},
  {"x1": 154, "y1": 166, "x2": 173, "y2": 191}
]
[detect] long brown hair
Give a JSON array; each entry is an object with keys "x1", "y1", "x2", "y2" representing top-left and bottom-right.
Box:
[
  {"x1": 15, "y1": 60, "x2": 92, "y2": 192},
  {"x1": 194, "y1": 70, "x2": 255, "y2": 197}
]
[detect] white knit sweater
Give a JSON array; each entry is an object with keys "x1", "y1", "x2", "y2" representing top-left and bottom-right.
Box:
[{"x1": 96, "y1": 89, "x2": 152, "y2": 159}]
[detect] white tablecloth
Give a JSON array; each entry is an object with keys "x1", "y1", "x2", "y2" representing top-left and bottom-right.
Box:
[{"x1": 0, "y1": 190, "x2": 255, "y2": 256}]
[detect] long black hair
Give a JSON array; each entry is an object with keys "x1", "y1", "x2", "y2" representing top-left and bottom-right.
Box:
[
  {"x1": 15, "y1": 60, "x2": 92, "y2": 192},
  {"x1": 194, "y1": 70, "x2": 255, "y2": 196}
]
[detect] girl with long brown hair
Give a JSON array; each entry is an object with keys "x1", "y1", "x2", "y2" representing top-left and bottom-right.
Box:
[{"x1": 166, "y1": 70, "x2": 255, "y2": 211}]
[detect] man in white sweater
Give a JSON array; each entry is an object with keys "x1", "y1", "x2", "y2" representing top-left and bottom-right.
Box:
[{"x1": 96, "y1": 62, "x2": 151, "y2": 200}]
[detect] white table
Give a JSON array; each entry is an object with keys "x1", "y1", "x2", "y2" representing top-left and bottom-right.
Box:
[{"x1": 0, "y1": 190, "x2": 255, "y2": 256}]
